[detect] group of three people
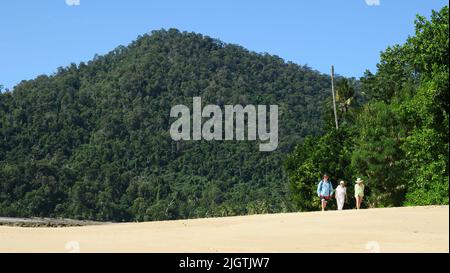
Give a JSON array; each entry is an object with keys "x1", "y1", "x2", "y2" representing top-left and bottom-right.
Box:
[{"x1": 317, "y1": 174, "x2": 365, "y2": 211}]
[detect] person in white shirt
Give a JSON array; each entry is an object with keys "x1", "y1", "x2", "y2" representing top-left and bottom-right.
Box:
[{"x1": 335, "y1": 180, "x2": 347, "y2": 210}]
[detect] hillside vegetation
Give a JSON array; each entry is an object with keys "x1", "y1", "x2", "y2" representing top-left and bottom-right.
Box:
[
  {"x1": 0, "y1": 29, "x2": 332, "y2": 221},
  {"x1": 1, "y1": 6, "x2": 447, "y2": 222},
  {"x1": 285, "y1": 6, "x2": 449, "y2": 210}
]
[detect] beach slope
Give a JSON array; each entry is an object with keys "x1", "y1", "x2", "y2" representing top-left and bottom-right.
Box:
[{"x1": 0, "y1": 206, "x2": 448, "y2": 253}]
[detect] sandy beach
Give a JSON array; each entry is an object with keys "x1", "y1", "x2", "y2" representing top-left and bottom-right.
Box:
[{"x1": 0, "y1": 206, "x2": 448, "y2": 253}]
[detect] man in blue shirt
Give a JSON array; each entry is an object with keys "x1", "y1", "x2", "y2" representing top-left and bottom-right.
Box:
[{"x1": 317, "y1": 174, "x2": 334, "y2": 211}]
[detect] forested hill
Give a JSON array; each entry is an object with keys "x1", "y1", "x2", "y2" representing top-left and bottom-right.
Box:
[{"x1": 0, "y1": 29, "x2": 332, "y2": 221}]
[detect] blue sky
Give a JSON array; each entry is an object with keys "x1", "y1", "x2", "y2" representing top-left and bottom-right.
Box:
[{"x1": 0, "y1": 0, "x2": 447, "y2": 90}]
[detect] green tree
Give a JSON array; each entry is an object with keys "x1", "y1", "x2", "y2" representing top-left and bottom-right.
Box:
[
  {"x1": 0, "y1": 29, "x2": 332, "y2": 221},
  {"x1": 285, "y1": 6, "x2": 449, "y2": 210}
]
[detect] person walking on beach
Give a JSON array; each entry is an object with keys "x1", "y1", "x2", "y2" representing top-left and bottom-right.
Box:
[
  {"x1": 335, "y1": 180, "x2": 347, "y2": 210},
  {"x1": 354, "y1": 178, "x2": 365, "y2": 210},
  {"x1": 317, "y1": 174, "x2": 334, "y2": 211}
]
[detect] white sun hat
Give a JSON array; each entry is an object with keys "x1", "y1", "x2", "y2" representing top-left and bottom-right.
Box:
[{"x1": 356, "y1": 178, "x2": 364, "y2": 184}]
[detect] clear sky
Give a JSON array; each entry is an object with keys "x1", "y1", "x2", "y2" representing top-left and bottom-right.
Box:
[{"x1": 0, "y1": 0, "x2": 447, "y2": 90}]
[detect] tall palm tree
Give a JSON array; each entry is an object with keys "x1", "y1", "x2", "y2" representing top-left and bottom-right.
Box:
[{"x1": 335, "y1": 78, "x2": 356, "y2": 116}]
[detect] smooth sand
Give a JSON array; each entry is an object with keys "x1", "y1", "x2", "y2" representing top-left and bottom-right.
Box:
[{"x1": 0, "y1": 206, "x2": 448, "y2": 253}]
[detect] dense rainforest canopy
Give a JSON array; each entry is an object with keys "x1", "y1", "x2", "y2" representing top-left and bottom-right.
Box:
[
  {"x1": 285, "y1": 6, "x2": 449, "y2": 210},
  {"x1": 1, "y1": 6, "x2": 447, "y2": 221},
  {"x1": 0, "y1": 29, "x2": 332, "y2": 221}
]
